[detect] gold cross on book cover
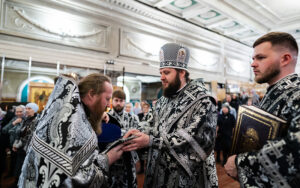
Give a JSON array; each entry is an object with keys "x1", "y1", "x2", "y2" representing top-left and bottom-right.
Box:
[{"x1": 230, "y1": 105, "x2": 287, "y2": 155}]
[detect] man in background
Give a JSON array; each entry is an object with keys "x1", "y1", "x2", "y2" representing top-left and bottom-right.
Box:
[
  {"x1": 108, "y1": 90, "x2": 140, "y2": 188},
  {"x1": 137, "y1": 102, "x2": 153, "y2": 174}
]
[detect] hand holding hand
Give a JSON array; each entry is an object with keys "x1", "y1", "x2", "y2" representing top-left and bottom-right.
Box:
[
  {"x1": 224, "y1": 155, "x2": 238, "y2": 179},
  {"x1": 122, "y1": 132, "x2": 150, "y2": 151},
  {"x1": 107, "y1": 144, "x2": 124, "y2": 166},
  {"x1": 123, "y1": 129, "x2": 140, "y2": 138}
]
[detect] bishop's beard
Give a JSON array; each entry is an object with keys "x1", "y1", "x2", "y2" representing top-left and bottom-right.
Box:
[{"x1": 163, "y1": 72, "x2": 181, "y2": 98}]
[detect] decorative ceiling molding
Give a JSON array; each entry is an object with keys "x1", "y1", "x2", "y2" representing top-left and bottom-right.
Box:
[
  {"x1": 108, "y1": 0, "x2": 183, "y2": 30},
  {"x1": 13, "y1": 6, "x2": 103, "y2": 38},
  {"x1": 226, "y1": 57, "x2": 250, "y2": 79},
  {"x1": 224, "y1": 0, "x2": 300, "y2": 30},
  {"x1": 190, "y1": 55, "x2": 218, "y2": 67},
  {"x1": 198, "y1": 0, "x2": 268, "y2": 33},
  {"x1": 198, "y1": 10, "x2": 221, "y2": 21},
  {"x1": 102, "y1": 0, "x2": 248, "y2": 49},
  {"x1": 227, "y1": 61, "x2": 246, "y2": 73},
  {"x1": 154, "y1": 0, "x2": 174, "y2": 8},
  {"x1": 272, "y1": 22, "x2": 300, "y2": 32},
  {"x1": 224, "y1": 27, "x2": 248, "y2": 35},
  {"x1": 126, "y1": 36, "x2": 157, "y2": 57},
  {"x1": 225, "y1": 0, "x2": 277, "y2": 26},
  {"x1": 243, "y1": 0, "x2": 279, "y2": 20},
  {"x1": 182, "y1": 4, "x2": 208, "y2": 19},
  {"x1": 240, "y1": 34, "x2": 261, "y2": 42},
  {"x1": 136, "y1": 0, "x2": 300, "y2": 48},
  {"x1": 1, "y1": 0, "x2": 112, "y2": 52},
  {"x1": 172, "y1": 0, "x2": 195, "y2": 9}
]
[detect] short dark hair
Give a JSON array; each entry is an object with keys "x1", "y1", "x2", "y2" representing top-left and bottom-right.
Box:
[
  {"x1": 112, "y1": 90, "x2": 126, "y2": 100},
  {"x1": 176, "y1": 69, "x2": 190, "y2": 82},
  {"x1": 253, "y1": 32, "x2": 298, "y2": 54}
]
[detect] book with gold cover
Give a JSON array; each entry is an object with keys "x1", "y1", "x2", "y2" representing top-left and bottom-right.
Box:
[{"x1": 230, "y1": 105, "x2": 287, "y2": 154}]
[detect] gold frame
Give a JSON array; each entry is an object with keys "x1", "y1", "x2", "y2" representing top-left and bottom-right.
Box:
[{"x1": 29, "y1": 82, "x2": 54, "y2": 113}]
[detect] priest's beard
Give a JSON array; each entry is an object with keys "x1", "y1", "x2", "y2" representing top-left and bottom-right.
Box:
[
  {"x1": 163, "y1": 72, "x2": 181, "y2": 98},
  {"x1": 89, "y1": 98, "x2": 105, "y2": 135}
]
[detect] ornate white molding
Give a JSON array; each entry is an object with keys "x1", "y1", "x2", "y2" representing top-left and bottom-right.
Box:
[
  {"x1": 103, "y1": 0, "x2": 221, "y2": 45},
  {"x1": 13, "y1": 6, "x2": 103, "y2": 38},
  {"x1": 190, "y1": 55, "x2": 218, "y2": 67},
  {"x1": 125, "y1": 34, "x2": 219, "y2": 71},
  {"x1": 120, "y1": 28, "x2": 220, "y2": 72},
  {"x1": 103, "y1": 0, "x2": 252, "y2": 54},
  {"x1": 126, "y1": 36, "x2": 157, "y2": 57},
  {"x1": 226, "y1": 57, "x2": 250, "y2": 79},
  {"x1": 1, "y1": 1, "x2": 111, "y2": 52}
]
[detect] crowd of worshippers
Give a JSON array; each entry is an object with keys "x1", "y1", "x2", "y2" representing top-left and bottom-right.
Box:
[
  {"x1": 0, "y1": 103, "x2": 39, "y2": 187},
  {"x1": 0, "y1": 31, "x2": 299, "y2": 188},
  {"x1": 214, "y1": 91, "x2": 261, "y2": 166}
]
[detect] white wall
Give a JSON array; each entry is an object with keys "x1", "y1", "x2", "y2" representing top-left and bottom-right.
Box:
[{"x1": 0, "y1": 0, "x2": 253, "y2": 83}]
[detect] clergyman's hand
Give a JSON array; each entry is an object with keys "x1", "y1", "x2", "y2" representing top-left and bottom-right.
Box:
[
  {"x1": 123, "y1": 129, "x2": 140, "y2": 138},
  {"x1": 107, "y1": 144, "x2": 124, "y2": 166},
  {"x1": 122, "y1": 132, "x2": 150, "y2": 151},
  {"x1": 224, "y1": 155, "x2": 238, "y2": 179},
  {"x1": 102, "y1": 112, "x2": 109, "y2": 123}
]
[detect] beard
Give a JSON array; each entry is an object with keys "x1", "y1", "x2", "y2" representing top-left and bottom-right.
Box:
[
  {"x1": 163, "y1": 72, "x2": 181, "y2": 98},
  {"x1": 113, "y1": 105, "x2": 124, "y2": 113},
  {"x1": 89, "y1": 98, "x2": 105, "y2": 135},
  {"x1": 255, "y1": 63, "x2": 280, "y2": 84}
]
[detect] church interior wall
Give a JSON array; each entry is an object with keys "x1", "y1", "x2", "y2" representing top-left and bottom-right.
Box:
[{"x1": 0, "y1": 0, "x2": 262, "y2": 102}]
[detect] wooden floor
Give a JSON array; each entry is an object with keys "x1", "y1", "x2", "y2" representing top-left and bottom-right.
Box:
[{"x1": 137, "y1": 162, "x2": 240, "y2": 188}]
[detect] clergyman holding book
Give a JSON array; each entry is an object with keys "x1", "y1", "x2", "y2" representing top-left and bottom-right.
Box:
[{"x1": 225, "y1": 32, "x2": 300, "y2": 187}]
